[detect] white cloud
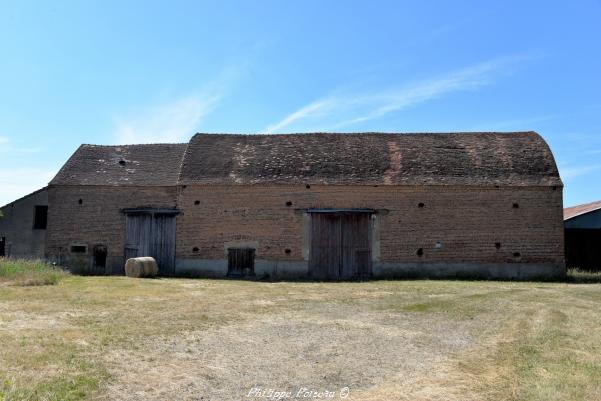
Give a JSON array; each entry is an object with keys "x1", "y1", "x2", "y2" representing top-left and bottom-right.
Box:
[
  {"x1": 114, "y1": 93, "x2": 223, "y2": 144},
  {"x1": 265, "y1": 55, "x2": 531, "y2": 133},
  {"x1": 0, "y1": 136, "x2": 9, "y2": 145},
  {"x1": 560, "y1": 164, "x2": 601, "y2": 180},
  {"x1": 112, "y1": 64, "x2": 247, "y2": 144},
  {"x1": 0, "y1": 167, "x2": 56, "y2": 207}
]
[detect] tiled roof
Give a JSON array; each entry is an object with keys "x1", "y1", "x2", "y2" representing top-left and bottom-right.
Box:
[
  {"x1": 50, "y1": 143, "x2": 188, "y2": 186},
  {"x1": 179, "y1": 132, "x2": 561, "y2": 186},
  {"x1": 564, "y1": 200, "x2": 601, "y2": 220}
]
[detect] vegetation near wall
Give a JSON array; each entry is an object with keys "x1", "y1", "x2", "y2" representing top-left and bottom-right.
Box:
[{"x1": 0, "y1": 258, "x2": 68, "y2": 286}]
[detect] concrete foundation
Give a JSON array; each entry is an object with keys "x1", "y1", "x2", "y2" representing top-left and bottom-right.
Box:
[
  {"x1": 373, "y1": 261, "x2": 566, "y2": 280},
  {"x1": 175, "y1": 259, "x2": 565, "y2": 280}
]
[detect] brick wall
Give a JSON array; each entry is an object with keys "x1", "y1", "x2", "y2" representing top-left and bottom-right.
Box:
[
  {"x1": 46, "y1": 185, "x2": 177, "y2": 272},
  {"x1": 176, "y1": 185, "x2": 564, "y2": 264}
]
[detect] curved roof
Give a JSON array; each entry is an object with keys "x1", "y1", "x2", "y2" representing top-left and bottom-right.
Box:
[
  {"x1": 179, "y1": 132, "x2": 561, "y2": 186},
  {"x1": 564, "y1": 200, "x2": 601, "y2": 220},
  {"x1": 50, "y1": 143, "x2": 187, "y2": 186}
]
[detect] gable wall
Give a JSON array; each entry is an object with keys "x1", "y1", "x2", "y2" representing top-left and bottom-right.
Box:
[{"x1": 176, "y1": 185, "x2": 564, "y2": 278}]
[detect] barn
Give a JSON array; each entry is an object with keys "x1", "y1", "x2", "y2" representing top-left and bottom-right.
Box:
[
  {"x1": 564, "y1": 200, "x2": 601, "y2": 271},
  {"x1": 38, "y1": 131, "x2": 565, "y2": 280}
]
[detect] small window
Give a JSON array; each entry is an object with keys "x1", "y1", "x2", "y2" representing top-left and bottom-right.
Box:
[
  {"x1": 227, "y1": 248, "x2": 255, "y2": 277},
  {"x1": 70, "y1": 245, "x2": 87, "y2": 254},
  {"x1": 33, "y1": 205, "x2": 48, "y2": 229}
]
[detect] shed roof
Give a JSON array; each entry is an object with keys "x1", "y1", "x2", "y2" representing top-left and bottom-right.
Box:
[
  {"x1": 179, "y1": 132, "x2": 561, "y2": 186},
  {"x1": 564, "y1": 200, "x2": 601, "y2": 220},
  {"x1": 50, "y1": 143, "x2": 188, "y2": 186}
]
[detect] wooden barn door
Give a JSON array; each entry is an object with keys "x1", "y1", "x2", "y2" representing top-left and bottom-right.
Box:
[
  {"x1": 309, "y1": 212, "x2": 372, "y2": 280},
  {"x1": 151, "y1": 214, "x2": 176, "y2": 276},
  {"x1": 309, "y1": 213, "x2": 342, "y2": 280},
  {"x1": 125, "y1": 214, "x2": 152, "y2": 260},
  {"x1": 125, "y1": 213, "x2": 176, "y2": 276},
  {"x1": 341, "y1": 214, "x2": 372, "y2": 279}
]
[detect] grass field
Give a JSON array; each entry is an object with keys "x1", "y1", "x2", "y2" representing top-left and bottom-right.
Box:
[{"x1": 1, "y1": 270, "x2": 601, "y2": 401}]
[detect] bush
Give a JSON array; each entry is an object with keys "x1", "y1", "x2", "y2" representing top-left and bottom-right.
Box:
[{"x1": 0, "y1": 258, "x2": 68, "y2": 286}]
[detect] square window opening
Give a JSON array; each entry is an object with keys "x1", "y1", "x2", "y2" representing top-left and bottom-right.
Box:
[{"x1": 70, "y1": 245, "x2": 87, "y2": 254}]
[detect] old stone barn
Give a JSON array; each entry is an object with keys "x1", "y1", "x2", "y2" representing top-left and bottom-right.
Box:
[{"x1": 2, "y1": 132, "x2": 565, "y2": 279}]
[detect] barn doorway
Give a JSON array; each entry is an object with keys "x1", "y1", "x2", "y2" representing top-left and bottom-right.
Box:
[
  {"x1": 0, "y1": 236, "x2": 5, "y2": 257},
  {"x1": 124, "y1": 210, "x2": 177, "y2": 276},
  {"x1": 93, "y1": 244, "x2": 107, "y2": 273},
  {"x1": 308, "y1": 210, "x2": 372, "y2": 280}
]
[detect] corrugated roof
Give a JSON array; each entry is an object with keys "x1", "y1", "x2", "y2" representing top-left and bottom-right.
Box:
[
  {"x1": 50, "y1": 143, "x2": 188, "y2": 186},
  {"x1": 564, "y1": 200, "x2": 601, "y2": 220},
  {"x1": 179, "y1": 132, "x2": 561, "y2": 186}
]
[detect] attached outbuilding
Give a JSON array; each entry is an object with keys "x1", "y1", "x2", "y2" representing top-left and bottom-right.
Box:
[
  {"x1": 0, "y1": 187, "x2": 48, "y2": 259},
  {"x1": 564, "y1": 200, "x2": 601, "y2": 271}
]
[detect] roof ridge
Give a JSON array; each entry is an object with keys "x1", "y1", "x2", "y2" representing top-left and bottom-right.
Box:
[
  {"x1": 192, "y1": 131, "x2": 538, "y2": 137},
  {"x1": 81, "y1": 143, "x2": 188, "y2": 147}
]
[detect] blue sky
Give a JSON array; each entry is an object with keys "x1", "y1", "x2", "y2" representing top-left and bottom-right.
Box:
[{"x1": 1, "y1": 0, "x2": 600, "y2": 207}]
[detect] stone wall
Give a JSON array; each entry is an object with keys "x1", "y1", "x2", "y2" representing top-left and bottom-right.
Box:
[{"x1": 0, "y1": 188, "x2": 47, "y2": 259}]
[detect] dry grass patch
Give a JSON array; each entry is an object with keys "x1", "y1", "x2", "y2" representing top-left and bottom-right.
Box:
[{"x1": 1, "y1": 277, "x2": 600, "y2": 400}]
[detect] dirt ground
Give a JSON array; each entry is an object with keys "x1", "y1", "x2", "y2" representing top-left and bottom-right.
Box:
[{"x1": 1, "y1": 276, "x2": 601, "y2": 401}]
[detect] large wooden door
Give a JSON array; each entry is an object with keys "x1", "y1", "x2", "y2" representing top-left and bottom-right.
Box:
[
  {"x1": 125, "y1": 214, "x2": 152, "y2": 260},
  {"x1": 125, "y1": 213, "x2": 176, "y2": 276},
  {"x1": 341, "y1": 213, "x2": 372, "y2": 279},
  {"x1": 309, "y1": 212, "x2": 372, "y2": 280}
]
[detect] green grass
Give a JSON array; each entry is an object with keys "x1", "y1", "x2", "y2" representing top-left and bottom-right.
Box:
[
  {"x1": 567, "y1": 268, "x2": 601, "y2": 283},
  {"x1": 0, "y1": 258, "x2": 68, "y2": 286}
]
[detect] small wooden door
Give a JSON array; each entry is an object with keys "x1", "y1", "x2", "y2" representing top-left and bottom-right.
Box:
[
  {"x1": 125, "y1": 213, "x2": 176, "y2": 276},
  {"x1": 227, "y1": 248, "x2": 255, "y2": 277},
  {"x1": 309, "y1": 212, "x2": 372, "y2": 280}
]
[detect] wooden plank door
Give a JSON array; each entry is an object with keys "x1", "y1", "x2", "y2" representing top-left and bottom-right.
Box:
[
  {"x1": 125, "y1": 213, "x2": 176, "y2": 276},
  {"x1": 152, "y1": 214, "x2": 176, "y2": 276},
  {"x1": 341, "y1": 214, "x2": 372, "y2": 279},
  {"x1": 125, "y1": 214, "x2": 152, "y2": 260},
  {"x1": 309, "y1": 213, "x2": 342, "y2": 280},
  {"x1": 309, "y1": 213, "x2": 372, "y2": 280},
  {"x1": 227, "y1": 248, "x2": 255, "y2": 277}
]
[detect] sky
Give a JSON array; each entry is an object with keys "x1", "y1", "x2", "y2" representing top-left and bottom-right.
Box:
[{"x1": 1, "y1": 0, "x2": 600, "y2": 207}]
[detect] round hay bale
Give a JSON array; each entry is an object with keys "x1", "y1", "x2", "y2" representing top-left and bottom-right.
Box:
[{"x1": 124, "y1": 257, "x2": 159, "y2": 278}]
